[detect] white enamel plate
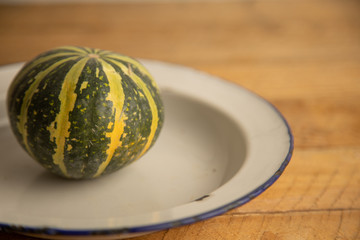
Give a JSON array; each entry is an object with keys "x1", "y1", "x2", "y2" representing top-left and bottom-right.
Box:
[{"x1": 0, "y1": 60, "x2": 293, "y2": 239}]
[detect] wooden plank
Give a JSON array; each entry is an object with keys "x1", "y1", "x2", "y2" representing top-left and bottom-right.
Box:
[
  {"x1": 195, "y1": 61, "x2": 360, "y2": 101},
  {"x1": 274, "y1": 98, "x2": 360, "y2": 149},
  {"x1": 0, "y1": 0, "x2": 359, "y2": 65},
  {"x1": 130, "y1": 210, "x2": 360, "y2": 240},
  {"x1": 1, "y1": 210, "x2": 359, "y2": 240},
  {"x1": 235, "y1": 148, "x2": 360, "y2": 213}
]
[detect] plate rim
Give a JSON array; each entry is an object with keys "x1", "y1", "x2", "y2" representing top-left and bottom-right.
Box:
[{"x1": 0, "y1": 60, "x2": 294, "y2": 237}]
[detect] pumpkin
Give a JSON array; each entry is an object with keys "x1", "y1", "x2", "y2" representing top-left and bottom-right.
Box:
[{"x1": 7, "y1": 46, "x2": 164, "y2": 179}]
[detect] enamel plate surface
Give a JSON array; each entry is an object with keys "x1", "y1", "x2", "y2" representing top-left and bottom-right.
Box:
[{"x1": 0, "y1": 60, "x2": 293, "y2": 239}]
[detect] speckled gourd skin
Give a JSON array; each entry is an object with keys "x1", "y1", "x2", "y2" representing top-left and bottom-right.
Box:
[{"x1": 7, "y1": 46, "x2": 164, "y2": 179}]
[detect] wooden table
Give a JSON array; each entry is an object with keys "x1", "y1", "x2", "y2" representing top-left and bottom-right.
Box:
[{"x1": 0, "y1": 1, "x2": 359, "y2": 239}]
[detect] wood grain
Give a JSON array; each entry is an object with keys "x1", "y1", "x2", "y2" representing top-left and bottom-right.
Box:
[
  {"x1": 0, "y1": 0, "x2": 359, "y2": 239},
  {"x1": 137, "y1": 210, "x2": 360, "y2": 240}
]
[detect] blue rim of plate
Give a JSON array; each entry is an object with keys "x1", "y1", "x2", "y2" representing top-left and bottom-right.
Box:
[{"x1": 0, "y1": 61, "x2": 294, "y2": 237}]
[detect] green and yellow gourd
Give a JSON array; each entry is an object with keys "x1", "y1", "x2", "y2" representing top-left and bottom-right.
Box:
[{"x1": 7, "y1": 46, "x2": 164, "y2": 179}]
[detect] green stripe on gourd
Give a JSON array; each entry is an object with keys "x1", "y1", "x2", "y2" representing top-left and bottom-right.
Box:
[{"x1": 7, "y1": 46, "x2": 164, "y2": 179}]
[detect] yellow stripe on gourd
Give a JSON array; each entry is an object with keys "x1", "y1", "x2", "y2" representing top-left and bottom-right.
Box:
[
  {"x1": 17, "y1": 56, "x2": 79, "y2": 159},
  {"x1": 93, "y1": 48, "x2": 104, "y2": 54},
  {"x1": 93, "y1": 59, "x2": 126, "y2": 178},
  {"x1": 8, "y1": 52, "x2": 82, "y2": 98},
  {"x1": 83, "y1": 46, "x2": 93, "y2": 53},
  {"x1": 108, "y1": 59, "x2": 159, "y2": 159},
  {"x1": 102, "y1": 54, "x2": 158, "y2": 88},
  {"x1": 47, "y1": 57, "x2": 89, "y2": 176}
]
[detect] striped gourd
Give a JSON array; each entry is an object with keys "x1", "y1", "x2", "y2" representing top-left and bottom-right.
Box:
[{"x1": 7, "y1": 46, "x2": 164, "y2": 179}]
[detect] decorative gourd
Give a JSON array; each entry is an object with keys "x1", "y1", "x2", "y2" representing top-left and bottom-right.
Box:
[{"x1": 7, "y1": 46, "x2": 164, "y2": 179}]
